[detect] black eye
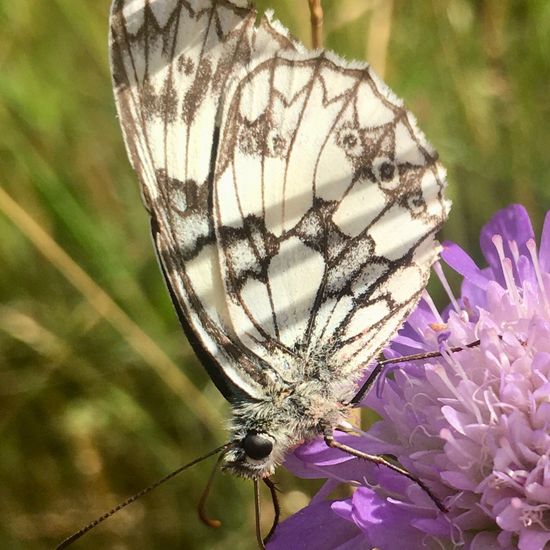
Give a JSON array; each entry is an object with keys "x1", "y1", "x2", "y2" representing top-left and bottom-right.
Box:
[{"x1": 242, "y1": 432, "x2": 273, "y2": 460}]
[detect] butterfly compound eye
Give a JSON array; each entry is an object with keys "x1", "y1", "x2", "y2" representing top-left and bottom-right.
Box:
[{"x1": 242, "y1": 432, "x2": 273, "y2": 460}]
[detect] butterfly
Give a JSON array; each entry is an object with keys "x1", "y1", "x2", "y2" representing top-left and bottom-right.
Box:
[{"x1": 106, "y1": 0, "x2": 449, "y2": 544}]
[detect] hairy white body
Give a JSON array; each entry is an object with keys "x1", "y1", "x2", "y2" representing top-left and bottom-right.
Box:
[{"x1": 225, "y1": 375, "x2": 353, "y2": 477}]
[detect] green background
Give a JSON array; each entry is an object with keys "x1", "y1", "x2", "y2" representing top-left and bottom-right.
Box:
[{"x1": 1, "y1": 1, "x2": 549, "y2": 548}]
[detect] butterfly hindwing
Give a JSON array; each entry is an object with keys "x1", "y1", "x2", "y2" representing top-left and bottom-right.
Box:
[{"x1": 213, "y1": 51, "x2": 449, "y2": 384}]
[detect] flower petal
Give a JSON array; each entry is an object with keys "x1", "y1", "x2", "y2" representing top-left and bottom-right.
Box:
[
  {"x1": 268, "y1": 499, "x2": 361, "y2": 550},
  {"x1": 441, "y1": 241, "x2": 489, "y2": 290},
  {"x1": 479, "y1": 204, "x2": 534, "y2": 284},
  {"x1": 286, "y1": 434, "x2": 401, "y2": 482},
  {"x1": 470, "y1": 531, "x2": 502, "y2": 550},
  {"x1": 350, "y1": 488, "x2": 447, "y2": 547},
  {"x1": 518, "y1": 528, "x2": 550, "y2": 550},
  {"x1": 540, "y1": 210, "x2": 550, "y2": 273},
  {"x1": 310, "y1": 479, "x2": 342, "y2": 505}
]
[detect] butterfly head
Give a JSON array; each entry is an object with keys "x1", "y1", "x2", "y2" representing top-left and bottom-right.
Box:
[
  {"x1": 223, "y1": 425, "x2": 283, "y2": 479},
  {"x1": 222, "y1": 381, "x2": 348, "y2": 479},
  {"x1": 224, "y1": 431, "x2": 278, "y2": 476}
]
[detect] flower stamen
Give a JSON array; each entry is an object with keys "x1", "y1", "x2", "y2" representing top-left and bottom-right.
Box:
[
  {"x1": 422, "y1": 291, "x2": 445, "y2": 324},
  {"x1": 492, "y1": 234, "x2": 524, "y2": 313},
  {"x1": 527, "y1": 238, "x2": 550, "y2": 315},
  {"x1": 433, "y1": 261, "x2": 461, "y2": 313},
  {"x1": 509, "y1": 239, "x2": 520, "y2": 263}
]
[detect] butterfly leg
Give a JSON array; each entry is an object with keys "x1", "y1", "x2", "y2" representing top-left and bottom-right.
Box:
[
  {"x1": 253, "y1": 479, "x2": 265, "y2": 550},
  {"x1": 349, "y1": 360, "x2": 385, "y2": 406},
  {"x1": 323, "y1": 432, "x2": 448, "y2": 513},
  {"x1": 252, "y1": 477, "x2": 281, "y2": 548},
  {"x1": 262, "y1": 477, "x2": 281, "y2": 544},
  {"x1": 350, "y1": 340, "x2": 481, "y2": 405}
]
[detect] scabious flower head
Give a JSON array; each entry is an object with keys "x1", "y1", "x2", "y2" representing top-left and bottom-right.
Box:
[{"x1": 270, "y1": 205, "x2": 550, "y2": 550}]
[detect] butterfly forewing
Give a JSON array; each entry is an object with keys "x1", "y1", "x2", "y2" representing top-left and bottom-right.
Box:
[
  {"x1": 110, "y1": 0, "x2": 303, "y2": 400},
  {"x1": 213, "y1": 51, "x2": 448, "y2": 385}
]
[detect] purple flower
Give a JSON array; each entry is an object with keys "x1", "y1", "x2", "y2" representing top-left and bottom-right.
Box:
[{"x1": 269, "y1": 205, "x2": 550, "y2": 550}]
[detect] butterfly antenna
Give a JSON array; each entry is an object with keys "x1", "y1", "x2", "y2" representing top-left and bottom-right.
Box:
[
  {"x1": 253, "y1": 479, "x2": 266, "y2": 550},
  {"x1": 55, "y1": 443, "x2": 231, "y2": 550},
  {"x1": 308, "y1": 0, "x2": 324, "y2": 48},
  {"x1": 198, "y1": 451, "x2": 226, "y2": 528},
  {"x1": 262, "y1": 477, "x2": 280, "y2": 544},
  {"x1": 350, "y1": 340, "x2": 481, "y2": 405}
]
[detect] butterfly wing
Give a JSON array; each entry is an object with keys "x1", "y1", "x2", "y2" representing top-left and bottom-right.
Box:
[
  {"x1": 109, "y1": 0, "x2": 301, "y2": 400},
  {"x1": 110, "y1": 0, "x2": 449, "y2": 402},
  {"x1": 213, "y1": 51, "x2": 450, "y2": 385}
]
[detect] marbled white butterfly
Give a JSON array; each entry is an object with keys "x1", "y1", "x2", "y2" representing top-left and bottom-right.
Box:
[{"x1": 57, "y1": 1, "x2": 450, "y2": 547}]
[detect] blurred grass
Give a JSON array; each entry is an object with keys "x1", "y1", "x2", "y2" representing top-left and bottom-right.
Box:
[{"x1": 1, "y1": 0, "x2": 550, "y2": 548}]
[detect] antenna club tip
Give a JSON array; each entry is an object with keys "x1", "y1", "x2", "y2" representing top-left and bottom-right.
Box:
[
  {"x1": 209, "y1": 519, "x2": 223, "y2": 529},
  {"x1": 199, "y1": 514, "x2": 222, "y2": 529}
]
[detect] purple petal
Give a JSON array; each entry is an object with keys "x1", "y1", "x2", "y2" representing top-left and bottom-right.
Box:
[
  {"x1": 412, "y1": 517, "x2": 453, "y2": 538},
  {"x1": 460, "y1": 266, "x2": 495, "y2": 313},
  {"x1": 517, "y1": 256, "x2": 535, "y2": 288},
  {"x1": 390, "y1": 333, "x2": 427, "y2": 353},
  {"x1": 285, "y1": 440, "x2": 352, "y2": 479},
  {"x1": 479, "y1": 204, "x2": 534, "y2": 284},
  {"x1": 286, "y1": 433, "x2": 401, "y2": 483},
  {"x1": 350, "y1": 488, "x2": 445, "y2": 547},
  {"x1": 332, "y1": 499, "x2": 353, "y2": 522},
  {"x1": 470, "y1": 532, "x2": 502, "y2": 550},
  {"x1": 496, "y1": 498, "x2": 524, "y2": 531},
  {"x1": 310, "y1": 479, "x2": 342, "y2": 505},
  {"x1": 437, "y1": 330, "x2": 451, "y2": 353},
  {"x1": 331, "y1": 535, "x2": 372, "y2": 550},
  {"x1": 401, "y1": 298, "x2": 438, "y2": 335},
  {"x1": 370, "y1": 466, "x2": 433, "y2": 503},
  {"x1": 441, "y1": 241, "x2": 489, "y2": 290},
  {"x1": 268, "y1": 499, "x2": 361, "y2": 550},
  {"x1": 518, "y1": 528, "x2": 550, "y2": 550},
  {"x1": 293, "y1": 438, "x2": 351, "y2": 467},
  {"x1": 540, "y1": 210, "x2": 550, "y2": 273}
]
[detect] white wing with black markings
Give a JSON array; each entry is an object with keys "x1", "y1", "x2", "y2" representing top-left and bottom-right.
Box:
[
  {"x1": 110, "y1": 0, "x2": 449, "y2": 404},
  {"x1": 213, "y1": 50, "x2": 449, "y2": 386},
  {"x1": 110, "y1": 0, "x2": 302, "y2": 400}
]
